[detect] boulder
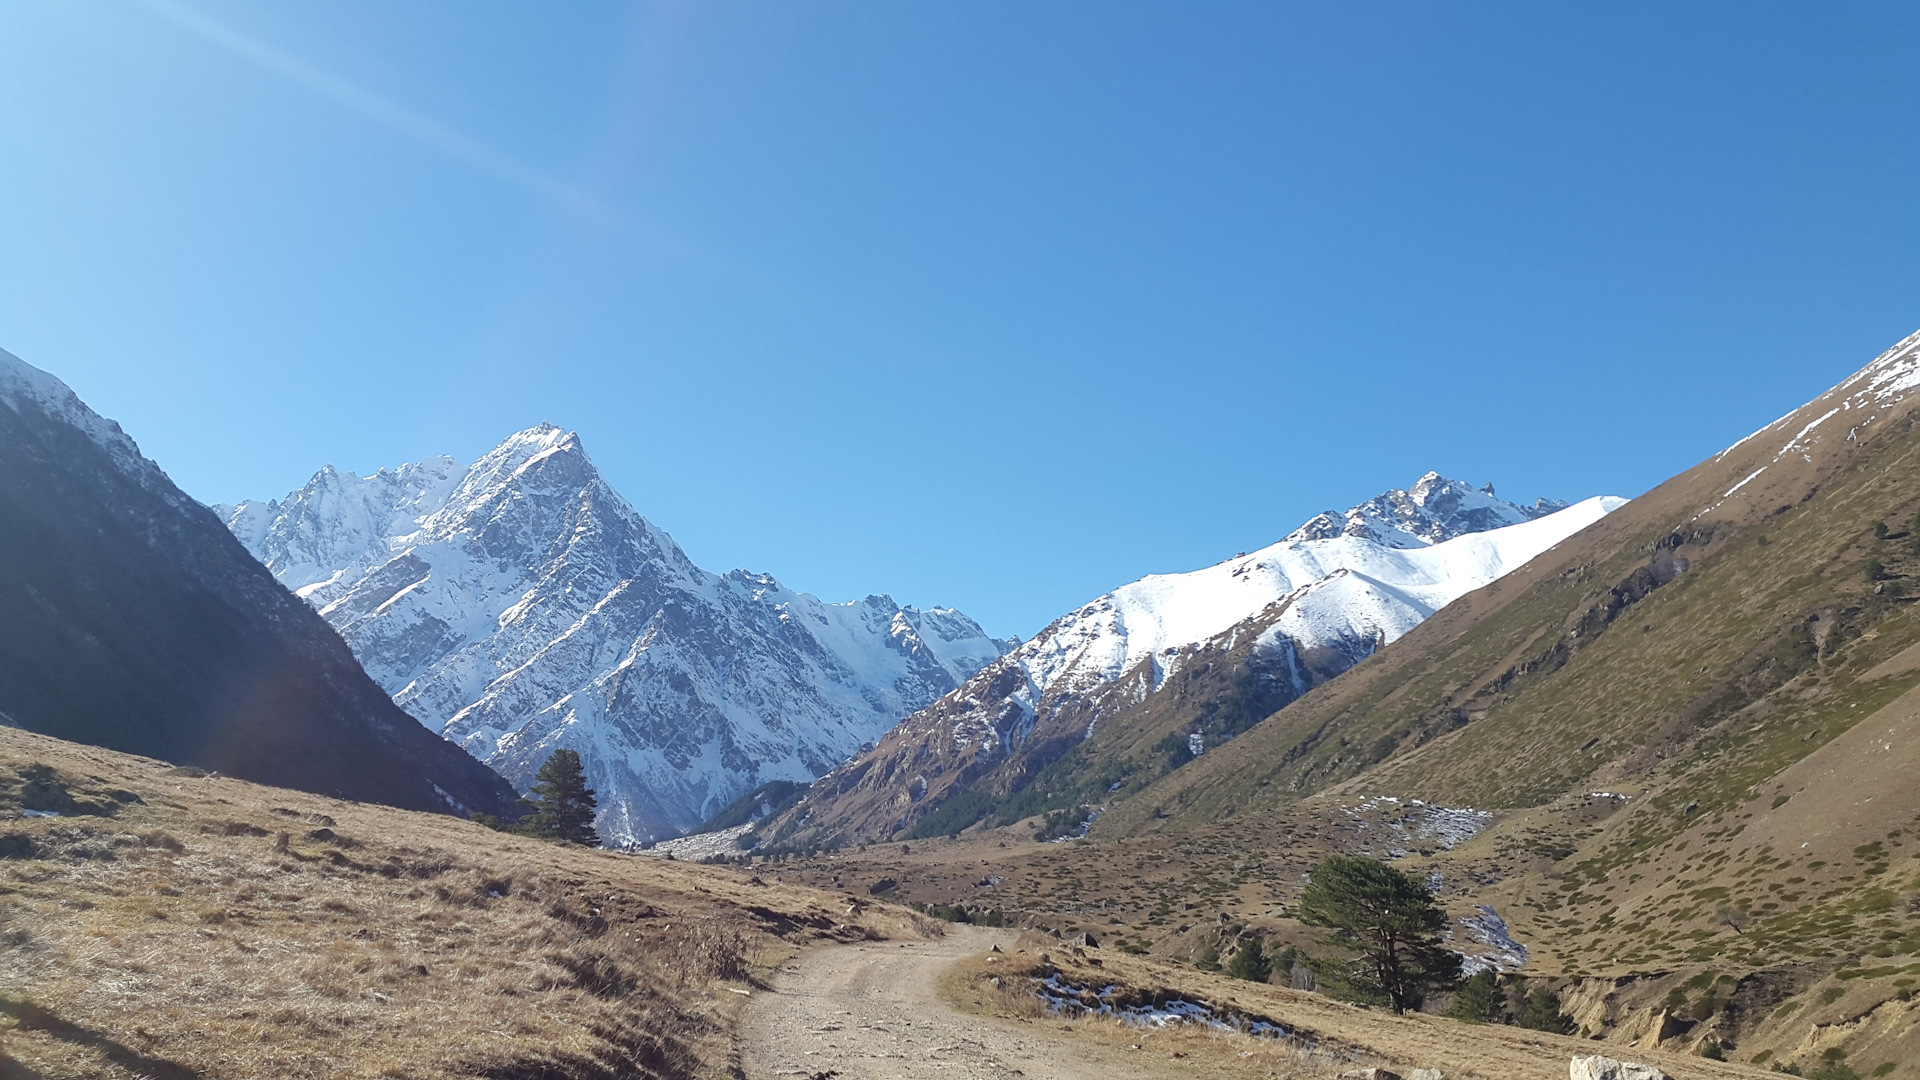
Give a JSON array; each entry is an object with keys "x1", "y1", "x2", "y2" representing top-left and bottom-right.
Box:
[
  {"x1": 1068, "y1": 932, "x2": 1099, "y2": 949},
  {"x1": 1570, "y1": 1056, "x2": 1671, "y2": 1080},
  {"x1": 1338, "y1": 1071, "x2": 1402, "y2": 1080},
  {"x1": 1409, "y1": 1071, "x2": 1445, "y2": 1080}
]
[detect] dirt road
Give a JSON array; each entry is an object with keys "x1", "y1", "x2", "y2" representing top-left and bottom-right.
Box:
[
  {"x1": 739, "y1": 925, "x2": 1178, "y2": 1080},
  {"x1": 738, "y1": 928, "x2": 1762, "y2": 1080}
]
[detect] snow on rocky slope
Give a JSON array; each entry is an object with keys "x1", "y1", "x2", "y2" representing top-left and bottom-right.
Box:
[
  {"x1": 770, "y1": 476, "x2": 1624, "y2": 844},
  {"x1": 218, "y1": 425, "x2": 1013, "y2": 843},
  {"x1": 991, "y1": 490, "x2": 1624, "y2": 739}
]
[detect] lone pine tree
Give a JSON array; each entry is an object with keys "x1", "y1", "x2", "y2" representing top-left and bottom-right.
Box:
[
  {"x1": 523, "y1": 749, "x2": 600, "y2": 845},
  {"x1": 1297, "y1": 854, "x2": 1461, "y2": 1014}
]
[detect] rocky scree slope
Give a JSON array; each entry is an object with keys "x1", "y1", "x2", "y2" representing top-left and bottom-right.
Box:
[
  {"x1": 0, "y1": 348, "x2": 517, "y2": 816},
  {"x1": 763, "y1": 475, "x2": 1619, "y2": 847},
  {"x1": 219, "y1": 427, "x2": 1013, "y2": 844}
]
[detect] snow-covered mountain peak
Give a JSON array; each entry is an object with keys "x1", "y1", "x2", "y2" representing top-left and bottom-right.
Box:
[
  {"x1": 1019, "y1": 494, "x2": 1621, "y2": 702},
  {"x1": 1284, "y1": 471, "x2": 1569, "y2": 549},
  {"x1": 220, "y1": 428, "x2": 1013, "y2": 842},
  {"x1": 446, "y1": 422, "x2": 578, "y2": 498}
]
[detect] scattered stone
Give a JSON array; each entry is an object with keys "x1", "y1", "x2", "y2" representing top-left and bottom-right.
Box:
[
  {"x1": 1410, "y1": 1070, "x2": 1444, "y2": 1080},
  {"x1": 1570, "y1": 1055, "x2": 1670, "y2": 1080}
]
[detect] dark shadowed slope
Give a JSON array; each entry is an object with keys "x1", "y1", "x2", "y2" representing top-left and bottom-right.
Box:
[{"x1": 0, "y1": 347, "x2": 517, "y2": 816}]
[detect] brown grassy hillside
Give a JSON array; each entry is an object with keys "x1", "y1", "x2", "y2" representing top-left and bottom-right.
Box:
[
  {"x1": 0, "y1": 728, "x2": 932, "y2": 1080},
  {"x1": 1103, "y1": 327, "x2": 1920, "y2": 830}
]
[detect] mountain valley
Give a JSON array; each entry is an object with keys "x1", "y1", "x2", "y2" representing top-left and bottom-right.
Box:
[
  {"x1": 736, "y1": 328, "x2": 1920, "y2": 1075},
  {"x1": 6, "y1": 326, "x2": 1920, "y2": 1077}
]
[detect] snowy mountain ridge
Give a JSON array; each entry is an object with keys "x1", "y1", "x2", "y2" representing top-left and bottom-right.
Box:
[
  {"x1": 766, "y1": 478, "x2": 1625, "y2": 845},
  {"x1": 218, "y1": 425, "x2": 1013, "y2": 844},
  {"x1": 1283, "y1": 471, "x2": 1568, "y2": 548},
  {"x1": 1020, "y1": 493, "x2": 1620, "y2": 713}
]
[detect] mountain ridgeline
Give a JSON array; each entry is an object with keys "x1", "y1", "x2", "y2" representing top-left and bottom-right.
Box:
[
  {"x1": 218, "y1": 428, "x2": 1014, "y2": 844},
  {"x1": 0, "y1": 348, "x2": 518, "y2": 817},
  {"x1": 1102, "y1": 327, "x2": 1920, "y2": 834},
  {"x1": 760, "y1": 475, "x2": 1622, "y2": 848}
]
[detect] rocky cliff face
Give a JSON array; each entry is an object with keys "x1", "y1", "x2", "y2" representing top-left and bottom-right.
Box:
[
  {"x1": 0, "y1": 347, "x2": 518, "y2": 817},
  {"x1": 219, "y1": 427, "x2": 1013, "y2": 843},
  {"x1": 763, "y1": 477, "x2": 1621, "y2": 847}
]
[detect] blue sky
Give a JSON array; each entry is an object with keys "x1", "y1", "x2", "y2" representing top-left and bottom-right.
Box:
[{"x1": 2, "y1": 1, "x2": 1917, "y2": 639}]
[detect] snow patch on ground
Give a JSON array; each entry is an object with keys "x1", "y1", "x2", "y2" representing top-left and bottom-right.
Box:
[
  {"x1": 1035, "y1": 974, "x2": 1291, "y2": 1038},
  {"x1": 1342, "y1": 795, "x2": 1495, "y2": 857},
  {"x1": 630, "y1": 823, "x2": 753, "y2": 860},
  {"x1": 1454, "y1": 905, "x2": 1529, "y2": 973}
]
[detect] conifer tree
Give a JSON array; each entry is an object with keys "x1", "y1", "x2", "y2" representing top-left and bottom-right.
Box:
[
  {"x1": 1194, "y1": 941, "x2": 1221, "y2": 972},
  {"x1": 1297, "y1": 854, "x2": 1461, "y2": 1014},
  {"x1": 523, "y1": 749, "x2": 600, "y2": 845},
  {"x1": 1226, "y1": 934, "x2": 1272, "y2": 982},
  {"x1": 1446, "y1": 969, "x2": 1504, "y2": 1022}
]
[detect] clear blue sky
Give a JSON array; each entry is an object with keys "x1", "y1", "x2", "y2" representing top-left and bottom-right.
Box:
[{"x1": 3, "y1": 2, "x2": 1917, "y2": 639}]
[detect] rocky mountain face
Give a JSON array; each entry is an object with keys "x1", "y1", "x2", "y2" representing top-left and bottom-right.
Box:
[
  {"x1": 762, "y1": 476, "x2": 1621, "y2": 848},
  {"x1": 218, "y1": 427, "x2": 1013, "y2": 843},
  {"x1": 0, "y1": 348, "x2": 518, "y2": 817}
]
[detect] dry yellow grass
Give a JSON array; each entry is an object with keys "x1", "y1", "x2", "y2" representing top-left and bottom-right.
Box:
[{"x1": 0, "y1": 728, "x2": 935, "y2": 1079}]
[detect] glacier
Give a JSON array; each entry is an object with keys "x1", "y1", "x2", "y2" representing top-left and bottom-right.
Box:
[{"x1": 217, "y1": 425, "x2": 1014, "y2": 844}]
